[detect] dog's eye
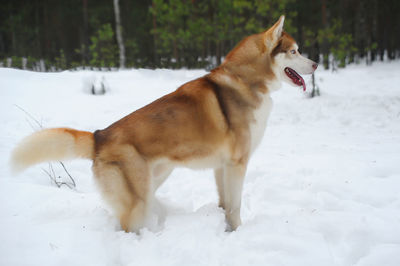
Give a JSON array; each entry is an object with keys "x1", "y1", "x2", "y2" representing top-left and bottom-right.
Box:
[{"x1": 290, "y1": 50, "x2": 296, "y2": 54}]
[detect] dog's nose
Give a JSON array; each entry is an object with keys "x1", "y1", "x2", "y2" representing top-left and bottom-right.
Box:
[{"x1": 312, "y1": 63, "x2": 318, "y2": 70}]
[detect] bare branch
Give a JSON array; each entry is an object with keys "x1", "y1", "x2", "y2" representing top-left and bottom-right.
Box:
[
  {"x1": 59, "y1": 161, "x2": 76, "y2": 188},
  {"x1": 42, "y1": 163, "x2": 76, "y2": 189},
  {"x1": 15, "y1": 105, "x2": 77, "y2": 190},
  {"x1": 14, "y1": 104, "x2": 43, "y2": 130}
]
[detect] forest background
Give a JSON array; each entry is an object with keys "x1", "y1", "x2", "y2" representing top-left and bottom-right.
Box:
[{"x1": 1, "y1": 0, "x2": 399, "y2": 71}]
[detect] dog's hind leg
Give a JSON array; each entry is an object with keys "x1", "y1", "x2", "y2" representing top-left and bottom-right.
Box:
[{"x1": 93, "y1": 145, "x2": 151, "y2": 233}]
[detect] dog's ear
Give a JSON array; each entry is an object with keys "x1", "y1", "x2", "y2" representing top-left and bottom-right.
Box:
[
  {"x1": 273, "y1": 15, "x2": 285, "y2": 39},
  {"x1": 265, "y1": 15, "x2": 285, "y2": 48}
]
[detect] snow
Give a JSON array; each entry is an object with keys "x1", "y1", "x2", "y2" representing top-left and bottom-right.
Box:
[{"x1": 1, "y1": 62, "x2": 400, "y2": 266}]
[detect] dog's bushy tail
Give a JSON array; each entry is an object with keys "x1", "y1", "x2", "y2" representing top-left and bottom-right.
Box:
[{"x1": 10, "y1": 128, "x2": 94, "y2": 174}]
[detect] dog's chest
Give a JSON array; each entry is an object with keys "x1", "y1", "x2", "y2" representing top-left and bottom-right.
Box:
[{"x1": 249, "y1": 94, "x2": 273, "y2": 153}]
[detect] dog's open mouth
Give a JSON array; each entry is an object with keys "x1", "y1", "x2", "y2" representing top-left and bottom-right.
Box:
[{"x1": 285, "y1": 67, "x2": 306, "y2": 91}]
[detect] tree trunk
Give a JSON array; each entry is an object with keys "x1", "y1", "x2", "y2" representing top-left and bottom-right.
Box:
[
  {"x1": 82, "y1": 0, "x2": 89, "y2": 65},
  {"x1": 310, "y1": 72, "x2": 320, "y2": 97},
  {"x1": 173, "y1": 39, "x2": 178, "y2": 68},
  {"x1": 321, "y1": 0, "x2": 329, "y2": 69},
  {"x1": 216, "y1": 41, "x2": 221, "y2": 66},
  {"x1": 113, "y1": 0, "x2": 126, "y2": 68},
  {"x1": 152, "y1": 2, "x2": 158, "y2": 68}
]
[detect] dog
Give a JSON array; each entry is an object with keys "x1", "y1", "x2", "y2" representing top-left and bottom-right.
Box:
[{"x1": 11, "y1": 15, "x2": 317, "y2": 232}]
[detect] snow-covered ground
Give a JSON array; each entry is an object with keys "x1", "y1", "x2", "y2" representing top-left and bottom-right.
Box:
[{"x1": 0, "y1": 62, "x2": 399, "y2": 266}]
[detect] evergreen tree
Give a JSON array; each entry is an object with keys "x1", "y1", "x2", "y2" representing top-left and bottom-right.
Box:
[{"x1": 0, "y1": 0, "x2": 399, "y2": 70}]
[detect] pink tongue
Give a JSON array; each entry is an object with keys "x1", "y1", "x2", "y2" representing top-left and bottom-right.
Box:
[{"x1": 287, "y1": 67, "x2": 306, "y2": 92}]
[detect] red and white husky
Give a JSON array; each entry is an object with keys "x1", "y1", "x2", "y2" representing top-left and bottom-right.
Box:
[{"x1": 11, "y1": 16, "x2": 317, "y2": 232}]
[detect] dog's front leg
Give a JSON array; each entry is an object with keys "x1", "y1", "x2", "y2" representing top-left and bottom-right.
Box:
[
  {"x1": 214, "y1": 167, "x2": 226, "y2": 210},
  {"x1": 223, "y1": 162, "x2": 247, "y2": 231}
]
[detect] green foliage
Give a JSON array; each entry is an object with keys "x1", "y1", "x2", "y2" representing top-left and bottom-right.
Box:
[
  {"x1": 11, "y1": 56, "x2": 22, "y2": 68},
  {"x1": 365, "y1": 42, "x2": 378, "y2": 54},
  {"x1": 89, "y1": 24, "x2": 118, "y2": 68},
  {"x1": 124, "y1": 39, "x2": 140, "y2": 67},
  {"x1": 55, "y1": 50, "x2": 67, "y2": 70},
  {"x1": 317, "y1": 19, "x2": 357, "y2": 69},
  {"x1": 302, "y1": 28, "x2": 315, "y2": 49},
  {"x1": 1, "y1": 0, "x2": 399, "y2": 70},
  {"x1": 151, "y1": 0, "x2": 297, "y2": 68},
  {"x1": 74, "y1": 45, "x2": 87, "y2": 66},
  {"x1": 150, "y1": 0, "x2": 197, "y2": 67}
]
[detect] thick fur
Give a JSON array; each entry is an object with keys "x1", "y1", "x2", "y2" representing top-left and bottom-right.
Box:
[
  {"x1": 11, "y1": 16, "x2": 317, "y2": 232},
  {"x1": 11, "y1": 128, "x2": 94, "y2": 173}
]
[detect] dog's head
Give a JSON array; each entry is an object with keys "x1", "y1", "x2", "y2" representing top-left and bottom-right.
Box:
[
  {"x1": 221, "y1": 15, "x2": 317, "y2": 92},
  {"x1": 266, "y1": 16, "x2": 318, "y2": 91}
]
